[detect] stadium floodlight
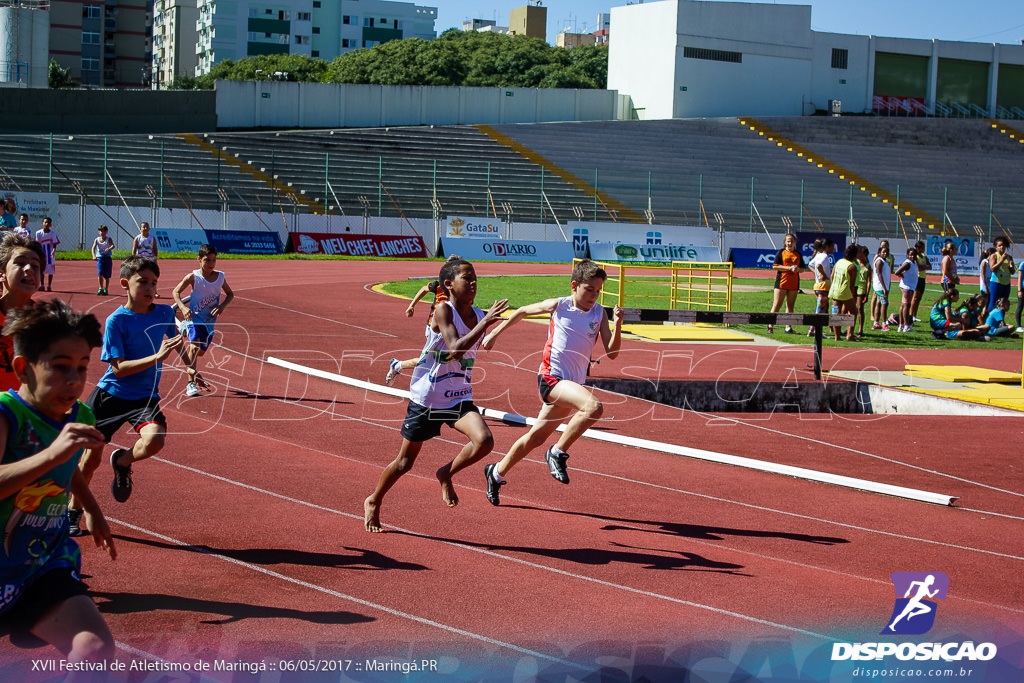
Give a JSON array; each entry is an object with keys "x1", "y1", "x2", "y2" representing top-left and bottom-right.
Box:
[
  {"x1": 145, "y1": 185, "x2": 156, "y2": 198},
  {"x1": 572, "y1": 206, "x2": 585, "y2": 219},
  {"x1": 357, "y1": 195, "x2": 371, "y2": 209},
  {"x1": 217, "y1": 188, "x2": 228, "y2": 201},
  {"x1": 781, "y1": 216, "x2": 792, "y2": 228}
]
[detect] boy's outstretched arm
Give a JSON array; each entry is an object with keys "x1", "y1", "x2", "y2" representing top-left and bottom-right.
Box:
[
  {"x1": 481, "y1": 297, "x2": 560, "y2": 350},
  {"x1": 599, "y1": 305, "x2": 624, "y2": 360},
  {"x1": 435, "y1": 298, "x2": 509, "y2": 359},
  {"x1": 406, "y1": 284, "x2": 432, "y2": 317}
]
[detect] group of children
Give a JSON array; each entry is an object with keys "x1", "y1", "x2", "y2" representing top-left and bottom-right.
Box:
[
  {"x1": 365, "y1": 257, "x2": 623, "y2": 532},
  {"x1": 770, "y1": 234, "x2": 1023, "y2": 341},
  {"x1": 0, "y1": 230, "x2": 232, "y2": 662}
]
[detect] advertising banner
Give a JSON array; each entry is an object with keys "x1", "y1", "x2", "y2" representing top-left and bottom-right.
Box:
[
  {"x1": 588, "y1": 243, "x2": 722, "y2": 263},
  {"x1": 1, "y1": 191, "x2": 59, "y2": 222},
  {"x1": 440, "y1": 238, "x2": 573, "y2": 263},
  {"x1": 569, "y1": 221, "x2": 716, "y2": 246},
  {"x1": 291, "y1": 232, "x2": 427, "y2": 258},
  {"x1": 205, "y1": 230, "x2": 282, "y2": 255},
  {"x1": 926, "y1": 235, "x2": 978, "y2": 276},
  {"x1": 155, "y1": 229, "x2": 208, "y2": 254},
  {"x1": 730, "y1": 248, "x2": 779, "y2": 269},
  {"x1": 444, "y1": 216, "x2": 503, "y2": 239}
]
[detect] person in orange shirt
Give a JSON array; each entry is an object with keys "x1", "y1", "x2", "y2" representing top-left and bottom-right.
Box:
[{"x1": 767, "y1": 233, "x2": 808, "y2": 334}]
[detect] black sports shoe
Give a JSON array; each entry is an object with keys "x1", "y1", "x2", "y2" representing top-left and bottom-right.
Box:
[
  {"x1": 544, "y1": 447, "x2": 570, "y2": 484},
  {"x1": 67, "y1": 508, "x2": 86, "y2": 537},
  {"x1": 484, "y1": 463, "x2": 505, "y2": 506},
  {"x1": 110, "y1": 449, "x2": 133, "y2": 503}
]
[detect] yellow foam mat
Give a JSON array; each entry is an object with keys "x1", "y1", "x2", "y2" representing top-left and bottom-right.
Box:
[
  {"x1": 905, "y1": 383, "x2": 1024, "y2": 410},
  {"x1": 621, "y1": 323, "x2": 752, "y2": 342},
  {"x1": 903, "y1": 365, "x2": 1023, "y2": 384}
]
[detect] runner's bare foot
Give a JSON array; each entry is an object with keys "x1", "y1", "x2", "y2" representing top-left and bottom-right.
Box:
[
  {"x1": 436, "y1": 466, "x2": 458, "y2": 507},
  {"x1": 364, "y1": 497, "x2": 382, "y2": 532}
]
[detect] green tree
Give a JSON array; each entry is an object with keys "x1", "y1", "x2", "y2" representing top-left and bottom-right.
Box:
[
  {"x1": 48, "y1": 59, "x2": 75, "y2": 89},
  {"x1": 167, "y1": 74, "x2": 207, "y2": 90},
  {"x1": 567, "y1": 44, "x2": 609, "y2": 89}
]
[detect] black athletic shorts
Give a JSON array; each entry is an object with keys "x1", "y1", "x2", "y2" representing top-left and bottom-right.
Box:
[
  {"x1": 400, "y1": 400, "x2": 478, "y2": 442},
  {"x1": 87, "y1": 386, "x2": 167, "y2": 442},
  {"x1": 0, "y1": 567, "x2": 88, "y2": 649},
  {"x1": 538, "y1": 374, "x2": 563, "y2": 404}
]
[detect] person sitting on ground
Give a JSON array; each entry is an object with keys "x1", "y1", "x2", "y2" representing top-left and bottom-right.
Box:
[
  {"x1": 985, "y1": 298, "x2": 1019, "y2": 338},
  {"x1": 929, "y1": 288, "x2": 985, "y2": 341}
]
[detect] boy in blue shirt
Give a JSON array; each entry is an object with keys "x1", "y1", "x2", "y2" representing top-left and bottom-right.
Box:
[
  {"x1": 0, "y1": 299, "x2": 116, "y2": 659},
  {"x1": 67, "y1": 257, "x2": 182, "y2": 531}
]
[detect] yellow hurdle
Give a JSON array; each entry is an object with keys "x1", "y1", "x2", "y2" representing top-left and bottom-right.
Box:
[{"x1": 574, "y1": 258, "x2": 733, "y2": 312}]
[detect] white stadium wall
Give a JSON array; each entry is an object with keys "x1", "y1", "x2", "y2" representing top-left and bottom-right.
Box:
[
  {"x1": 607, "y1": 1, "x2": 680, "y2": 120},
  {"x1": 215, "y1": 81, "x2": 626, "y2": 129},
  {"x1": 809, "y1": 32, "x2": 871, "y2": 115}
]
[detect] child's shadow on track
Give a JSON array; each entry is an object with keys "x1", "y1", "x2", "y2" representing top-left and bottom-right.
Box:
[
  {"x1": 226, "y1": 388, "x2": 353, "y2": 405},
  {"x1": 91, "y1": 591, "x2": 375, "y2": 626},
  {"x1": 502, "y1": 505, "x2": 850, "y2": 546},
  {"x1": 114, "y1": 535, "x2": 428, "y2": 571},
  {"x1": 408, "y1": 533, "x2": 748, "y2": 574}
]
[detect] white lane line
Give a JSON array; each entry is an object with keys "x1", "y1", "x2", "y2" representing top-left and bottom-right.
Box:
[{"x1": 266, "y1": 356, "x2": 957, "y2": 506}]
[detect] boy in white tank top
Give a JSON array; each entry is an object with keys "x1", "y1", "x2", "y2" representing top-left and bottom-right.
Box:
[
  {"x1": 479, "y1": 259, "x2": 623, "y2": 505},
  {"x1": 364, "y1": 258, "x2": 508, "y2": 532},
  {"x1": 171, "y1": 244, "x2": 234, "y2": 398}
]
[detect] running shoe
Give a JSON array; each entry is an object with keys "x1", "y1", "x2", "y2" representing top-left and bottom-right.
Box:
[
  {"x1": 1016, "y1": 327, "x2": 1023, "y2": 333},
  {"x1": 110, "y1": 449, "x2": 133, "y2": 503},
  {"x1": 484, "y1": 463, "x2": 505, "y2": 506},
  {"x1": 544, "y1": 447, "x2": 570, "y2": 484},
  {"x1": 384, "y1": 358, "x2": 401, "y2": 386},
  {"x1": 871, "y1": 323, "x2": 882, "y2": 330},
  {"x1": 67, "y1": 508, "x2": 86, "y2": 537},
  {"x1": 881, "y1": 324, "x2": 891, "y2": 332},
  {"x1": 97, "y1": 288, "x2": 104, "y2": 295},
  {"x1": 185, "y1": 381, "x2": 200, "y2": 397},
  {"x1": 766, "y1": 324, "x2": 774, "y2": 334},
  {"x1": 784, "y1": 326, "x2": 796, "y2": 334}
]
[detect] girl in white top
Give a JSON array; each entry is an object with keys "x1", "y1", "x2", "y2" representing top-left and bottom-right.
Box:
[
  {"x1": 871, "y1": 244, "x2": 892, "y2": 330},
  {"x1": 364, "y1": 258, "x2": 508, "y2": 533},
  {"x1": 90, "y1": 224, "x2": 115, "y2": 295},
  {"x1": 893, "y1": 247, "x2": 919, "y2": 332},
  {"x1": 479, "y1": 259, "x2": 623, "y2": 505}
]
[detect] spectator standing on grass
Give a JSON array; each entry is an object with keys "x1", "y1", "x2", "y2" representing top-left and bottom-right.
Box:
[
  {"x1": 940, "y1": 243, "x2": 959, "y2": 292},
  {"x1": 34, "y1": 217, "x2": 59, "y2": 293},
  {"x1": 979, "y1": 247, "x2": 995, "y2": 299},
  {"x1": 854, "y1": 245, "x2": 870, "y2": 337},
  {"x1": 766, "y1": 233, "x2": 806, "y2": 334},
  {"x1": 0, "y1": 234, "x2": 45, "y2": 392},
  {"x1": 90, "y1": 225, "x2": 114, "y2": 296},
  {"x1": 893, "y1": 247, "x2": 919, "y2": 333},
  {"x1": 827, "y1": 244, "x2": 858, "y2": 342},
  {"x1": 1015, "y1": 258, "x2": 1024, "y2": 333},
  {"x1": 910, "y1": 240, "x2": 931, "y2": 323},
  {"x1": 132, "y1": 222, "x2": 159, "y2": 297},
  {"x1": 871, "y1": 243, "x2": 892, "y2": 331},
  {"x1": 807, "y1": 238, "x2": 834, "y2": 337},
  {"x1": 986, "y1": 237, "x2": 1014, "y2": 312}
]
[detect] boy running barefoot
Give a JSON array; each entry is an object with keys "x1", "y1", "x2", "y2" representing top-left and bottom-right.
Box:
[
  {"x1": 365, "y1": 258, "x2": 508, "y2": 532},
  {"x1": 480, "y1": 259, "x2": 623, "y2": 505}
]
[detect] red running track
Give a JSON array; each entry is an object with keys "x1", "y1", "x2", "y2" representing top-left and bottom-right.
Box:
[{"x1": 1, "y1": 259, "x2": 1021, "y2": 682}]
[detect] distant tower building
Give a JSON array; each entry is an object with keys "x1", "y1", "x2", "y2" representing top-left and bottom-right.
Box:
[
  {"x1": 153, "y1": 0, "x2": 199, "y2": 90},
  {"x1": 509, "y1": 3, "x2": 546, "y2": 41},
  {"x1": 46, "y1": 0, "x2": 153, "y2": 88},
  {"x1": 557, "y1": 32, "x2": 596, "y2": 49},
  {"x1": 594, "y1": 13, "x2": 610, "y2": 45},
  {"x1": 462, "y1": 18, "x2": 495, "y2": 31},
  {"x1": 0, "y1": 1, "x2": 48, "y2": 88},
  {"x1": 195, "y1": 0, "x2": 437, "y2": 76}
]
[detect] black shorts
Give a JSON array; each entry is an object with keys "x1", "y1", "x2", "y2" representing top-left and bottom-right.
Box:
[
  {"x1": 915, "y1": 276, "x2": 927, "y2": 294},
  {"x1": 400, "y1": 400, "x2": 478, "y2": 442},
  {"x1": 538, "y1": 374, "x2": 562, "y2": 404},
  {"x1": 87, "y1": 386, "x2": 167, "y2": 443},
  {"x1": 0, "y1": 567, "x2": 88, "y2": 649}
]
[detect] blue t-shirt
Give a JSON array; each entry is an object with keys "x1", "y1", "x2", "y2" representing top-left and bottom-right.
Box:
[
  {"x1": 985, "y1": 308, "x2": 1006, "y2": 330},
  {"x1": 0, "y1": 214, "x2": 15, "y2": 229},
  {"x1": 96, "y1": 304, "x2": 177, "y2": 401}
]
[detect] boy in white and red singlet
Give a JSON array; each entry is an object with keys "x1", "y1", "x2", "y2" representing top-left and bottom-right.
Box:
[
  {"x1": 479, "y1": 259, "x2": 623, "y2": 505},
  {"x1": 364, "y1": 258, "x2": 508, "y2": 533}
]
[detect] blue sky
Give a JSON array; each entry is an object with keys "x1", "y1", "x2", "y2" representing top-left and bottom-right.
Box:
[{"x1": 433, "y1": 0, "x2": 1024, "y2": 46}]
